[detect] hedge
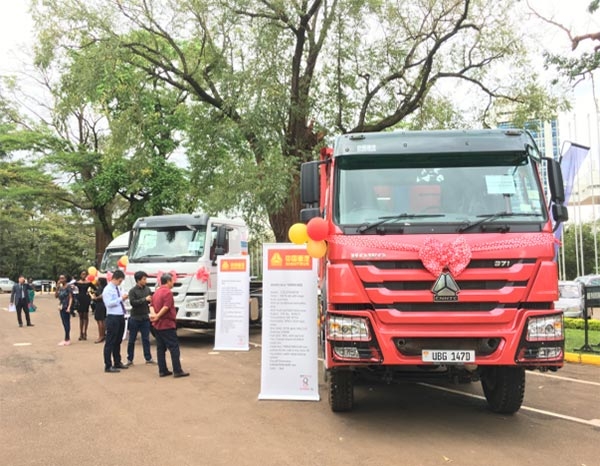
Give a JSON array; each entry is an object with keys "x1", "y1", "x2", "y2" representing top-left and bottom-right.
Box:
[{"x1": 564, "y1": 317, "x2": 600, "y2": 331}]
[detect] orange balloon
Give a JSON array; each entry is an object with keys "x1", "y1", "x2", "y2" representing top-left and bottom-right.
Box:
[
  {"x1": 306, "y1": 217, "x2": 328, "y2": 241},
  {"x1": 118, "y1": 255, "x2": 129, "y2": 267},
  {"x1": 306, "y1": 239, "x2": 327, "y2": 258}
]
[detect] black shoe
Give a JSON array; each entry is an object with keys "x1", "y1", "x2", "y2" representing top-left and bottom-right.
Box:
[
  {"x1": 173, "y1": 371, "x2": 190, "y2": 378},
  {"x1": 27, "y1": 323, "x2": 34, "y2": 327},
  {"x1": 113, "y1": 363, "x2": 129, "y2": 370},
  {"x1": 159, "y1": 371, "x2": 173, "y2": 377},
  {"x1": 19, "y1": 324, "x2": 23, "y2": 327},
  {"x1": 105, "y1": 367, "x2": 120, "y2": 373}
]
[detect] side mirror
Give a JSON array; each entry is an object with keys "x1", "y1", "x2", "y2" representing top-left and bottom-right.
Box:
[
  {"x1": 301, "y1": 161, "x2": 320, "y2": 205},
  {"x1": 552, "y1": 204, "x2": 568, "y2": 223},
  {"x1": 546, "y1": 158, "x2": 565, "y2": 204}
]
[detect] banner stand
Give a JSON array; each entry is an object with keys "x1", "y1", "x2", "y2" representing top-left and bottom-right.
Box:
[{"x1": 259, "y1": 243, "x2": 320, "y2": 401}]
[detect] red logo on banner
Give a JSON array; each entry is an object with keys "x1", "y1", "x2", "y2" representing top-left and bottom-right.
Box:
[
  {"x1": 268, "y1": 249, "x2": 312, "y2": 270},
  {"x1": 220, "y1": 259, "x2": 247, "y2": 272}
]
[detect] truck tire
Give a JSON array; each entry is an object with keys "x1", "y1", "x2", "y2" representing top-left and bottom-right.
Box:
[
  {"x1": 329, "y1": 369, "x2": 354, "y2": 412},
  {"x1": 481, "y1": 366, "x2": 525, "y2": 414}
]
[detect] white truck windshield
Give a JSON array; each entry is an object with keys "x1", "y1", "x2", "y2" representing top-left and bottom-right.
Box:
[{"x1": 129, "y1": 226, "x2": 207, "y2": 263}]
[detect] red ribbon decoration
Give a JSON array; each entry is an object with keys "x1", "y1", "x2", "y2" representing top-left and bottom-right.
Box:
[
  {"x1": 327, "y1": 233, "x2": 558, "y2": 278},
  {"x1": 196, "y1": 267, "x2": 211, "y2": 287},
  {"x1": 418, "y1": 237, "x2": 472, "y2": 277}
]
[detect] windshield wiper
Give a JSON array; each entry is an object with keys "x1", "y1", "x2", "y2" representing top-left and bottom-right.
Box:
[
  {"x1": 130, "y1": 254, "x2": 165, "y2": 263},
  {"x1": 458, "y1": 211, "x2": 542, "y2": 233},
  {"x1": 358, "y1": 213, "x2": 446, "y2": 234}
]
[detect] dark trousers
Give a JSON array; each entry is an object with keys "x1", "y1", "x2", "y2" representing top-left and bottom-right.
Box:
[
  {"x1": 127, "y1": 318, "x2": 153, "y2": 362},
  {"x1": 59, "y1": 310, "x2": 70, "y2": 341},
  {"x1": 155, "y1": 328, "x2": 183, "y2": 374},
  {"x1": 104, "y1": 315, "x2": 125, "y2": 369},
  {"x1": 16, "y1": 300, "x2": 31, "y2": 326}
]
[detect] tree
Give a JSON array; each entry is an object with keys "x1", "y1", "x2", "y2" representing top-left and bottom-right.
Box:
[
  {"x1": 32, "y1": 0, "x2": 562, "y2": 241},
  {"x1": 561, "y1": 222, "x2": 598, "y2": 279},
  {"x1": 529, "y1": 1, "x2": 600, "y2": 84}
]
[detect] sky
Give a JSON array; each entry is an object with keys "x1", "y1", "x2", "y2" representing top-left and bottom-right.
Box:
[{"x1": 1, "y1": 0, "x2": 599, "y2": 74}]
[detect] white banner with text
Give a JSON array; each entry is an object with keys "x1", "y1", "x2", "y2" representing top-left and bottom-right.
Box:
[
  {"x1": 214, "y1": 255, "x2": 250, "y2": 351},
  {"x1": 259, "y1": 243, "x2": 319, "y2": 401}
]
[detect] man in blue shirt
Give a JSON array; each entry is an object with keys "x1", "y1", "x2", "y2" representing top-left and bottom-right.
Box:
[{"x1": 103, "y1": 270, "x2": 130, "y2": 373}]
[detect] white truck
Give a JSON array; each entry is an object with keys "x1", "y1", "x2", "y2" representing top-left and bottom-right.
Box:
[
  {"x1": 98, "y1": 232, "x2": 130, "y2": 278},
  {"x1": 122, "y1": 213, "x2": 260, "y2": 328}
]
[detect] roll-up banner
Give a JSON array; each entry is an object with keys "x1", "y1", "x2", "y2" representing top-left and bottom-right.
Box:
[
  {"x1": 259, "y1": 244, "x2": 319, "y2": 401},
  {"x1": 214, "y1": 255, "x2": 250, "y2": 351}
]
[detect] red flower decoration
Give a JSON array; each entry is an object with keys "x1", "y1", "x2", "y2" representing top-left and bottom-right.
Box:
[
  {"x1": 196, "y1": 267, "x2": 210, "y2": 283},
  {"x1": 419, "y1": 237, "x2": 472, "y2": 277}
]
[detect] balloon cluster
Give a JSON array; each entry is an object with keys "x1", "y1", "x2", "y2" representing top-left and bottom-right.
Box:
[
  {"x1": 288, "y1": 217, "x2": 329, "y2": 258},
  {"x1": 86, "y1": 266, "x2": 98, "y2": 285},
  {"x1": 117, "y1": 255, "x2": 129, "y2": 268}
]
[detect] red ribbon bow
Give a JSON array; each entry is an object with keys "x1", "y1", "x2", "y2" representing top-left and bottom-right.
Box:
[
  {"x1": 419, "y1": 237, "x2": 472, "y2": 277},
  {"x1": 196, "y1": 267, "x2": 210, "y2": 286}
]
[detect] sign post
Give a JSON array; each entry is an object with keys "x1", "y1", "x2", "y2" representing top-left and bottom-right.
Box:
[
  {"x1": 259, "y1": 244, "x2": 319, "y2": 401},
  {"x1": 578, "y1": 285, "x2": 600, "y2": 353}
]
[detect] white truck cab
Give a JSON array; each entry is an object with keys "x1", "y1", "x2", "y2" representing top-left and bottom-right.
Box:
[
  {"x1": 123, "y1": 213, "x2": 249, "y2": 328},
  {"x1": 98, "y1": 232, "x2": 130, "y2": 278}
]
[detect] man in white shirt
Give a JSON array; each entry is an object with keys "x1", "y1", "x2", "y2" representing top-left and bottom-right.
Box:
[{"x1": 102, "y1": 270, "x2": 130, "y2": 373}]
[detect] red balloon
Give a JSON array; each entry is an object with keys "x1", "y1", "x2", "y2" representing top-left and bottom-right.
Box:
[
  {"x1": 86, "y1": 274, "x2": 96, "y2": 282},
  {"x1": 306, "y1": 217, "x2": 329, "y2": 241}
]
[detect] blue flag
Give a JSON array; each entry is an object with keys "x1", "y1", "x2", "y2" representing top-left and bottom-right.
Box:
[{"x1": 554, "y1": 142, "x2": 590, "y2": 241}]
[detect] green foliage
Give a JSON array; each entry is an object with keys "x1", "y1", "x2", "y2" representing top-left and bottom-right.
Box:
[
  {"x1": 564, "y1": 317, "x2": 600, "y2": 331},
  {"x1": 559, "y1": 223, "x2": 599, "y2": 279}
]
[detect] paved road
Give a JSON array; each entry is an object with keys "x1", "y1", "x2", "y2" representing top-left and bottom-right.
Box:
[{"x1": 1, "y1": 292, "x2": 599, "y2": 466}]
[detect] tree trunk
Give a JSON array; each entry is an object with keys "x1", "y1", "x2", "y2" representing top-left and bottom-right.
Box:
[
  {"x1": 92, "y1": 207, "x2": 115, "y2": 266},
  {"x1": 269, "y1": 181, "x2": 302, "y2": 242}
]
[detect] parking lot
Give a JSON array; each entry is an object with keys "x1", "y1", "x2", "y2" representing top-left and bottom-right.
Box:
[{"x1": 1, "y1": 293, "x2": 599, "y2": 466}]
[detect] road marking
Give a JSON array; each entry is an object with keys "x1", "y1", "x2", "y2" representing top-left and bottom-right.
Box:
[
  {"x1": 13, "y1": 343, "x2": 32, "y2": 346},
  {"x1": 250, "y1": 339, "x2": 599, "y2": 425},
  {"x1": 418, "y1": 382, "x2": 600, "y2": 427},
  {"x1": 527, "y1": 370, "x2": 600, "y2": 387}
]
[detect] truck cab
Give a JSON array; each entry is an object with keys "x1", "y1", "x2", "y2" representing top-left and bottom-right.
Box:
[
  {"x1": 123, "y1": 213, "x2": 250, "y2": 328},
  {"x1": 301, "y1": 129, "x2": 568, "y2": 413}
]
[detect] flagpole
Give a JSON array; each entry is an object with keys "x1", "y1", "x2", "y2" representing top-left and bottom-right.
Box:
[{"x1": 592, "y1": 73, "x2": 600, "y2": 272}]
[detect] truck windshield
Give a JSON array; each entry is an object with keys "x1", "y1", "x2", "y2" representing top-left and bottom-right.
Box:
[
  {"x1": 334, "y1": 153, "x2": 547, "y2": 228},
  {"x1": 129, "y1": 226, "x2": 207, "y2": 263},
  {"x1": 100, "y1": 248, "x2": 128, "y2": 272}
]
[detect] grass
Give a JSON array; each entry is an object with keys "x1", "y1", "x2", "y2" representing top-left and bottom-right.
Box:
[{"x1": 565, "y1": 327, "x2": 600, "y2": 353}]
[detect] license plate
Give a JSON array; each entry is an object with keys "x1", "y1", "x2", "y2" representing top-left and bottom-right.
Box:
[{"x1": 421, "y1": 349, "x2": 475, "y2": 364}]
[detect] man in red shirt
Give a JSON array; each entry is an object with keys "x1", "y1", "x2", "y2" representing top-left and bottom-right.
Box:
[{"x1": 150, "y1": 273, "x2": 189, "y2": 378}]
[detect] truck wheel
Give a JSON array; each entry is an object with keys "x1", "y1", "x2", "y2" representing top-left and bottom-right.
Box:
[
  {"x1": 481, "y1": 366, "x2": 525, "y2": 414},
  {"x1": 329, "y1": 369, "x2": 354, "y2": 412}
]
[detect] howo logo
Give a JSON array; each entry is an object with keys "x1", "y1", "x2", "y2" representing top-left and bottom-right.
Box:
[
  {"x1": 431, "y1": 271, "x2": 460, "y2": 302},
  {"x1": 350, "y1": 252, "x2": 387, "y2": 259}
]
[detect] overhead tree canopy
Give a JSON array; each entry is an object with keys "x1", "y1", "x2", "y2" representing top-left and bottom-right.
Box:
[{"x1": 26, "y1": 0, "x2": 564, "y2": 241}]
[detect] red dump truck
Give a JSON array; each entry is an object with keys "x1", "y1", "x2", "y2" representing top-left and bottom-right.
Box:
[{"x1": 300, "y1": 129, "x2": 568, "y2": 413}]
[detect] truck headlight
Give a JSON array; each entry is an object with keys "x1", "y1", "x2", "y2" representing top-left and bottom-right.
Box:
[
  {"x1": 526, "y1": 314, "x2": 563, "y2": 341},
  {"x1": 327, "y1": 315, "x2": 370, "y2": 341},
  {"x1": 185, "y1": 297, "x2": 205, "y2": 310}
]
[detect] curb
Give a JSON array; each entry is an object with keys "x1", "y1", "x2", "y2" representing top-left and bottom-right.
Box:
[{"x1": 564, "y1": 351, "x2": 600, "y2": 366}]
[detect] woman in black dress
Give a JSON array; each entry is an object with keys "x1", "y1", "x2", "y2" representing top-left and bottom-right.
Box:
[
  {"x1": 92, "y1": 277, "x2": 107, "y2": 343},
  {"x1": 75, "y1": 270, "x2": 92, "y2": 340}
]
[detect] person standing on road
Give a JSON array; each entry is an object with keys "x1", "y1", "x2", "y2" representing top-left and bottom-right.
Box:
[
  {"x1": 91, "y1": 277, "x2": 107, "y2": 343},
  {"x1": 75, "y1": 270, "x2": 92, "y2": 341},
  {"x1": 10, "y1": 275, "x2": 34, "y2": 328},
  {"x1": 150, "y1": 273, "x2": 189, "y2": 378},
  {"x1": 102, "y1": 270, "x2": 130, "y2": 373},
  {"x1": 126, "y1": 271, "x2": 155, "y2": 366},
  {"x1": 55, "y1": 274, "x2": 73, "y2": 346}
]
